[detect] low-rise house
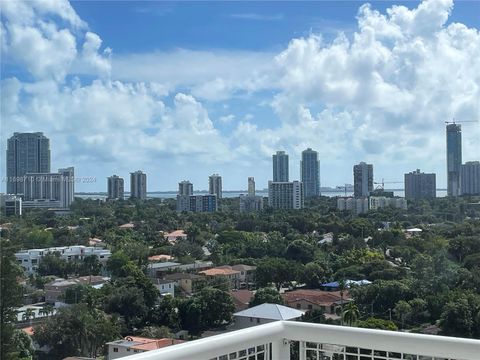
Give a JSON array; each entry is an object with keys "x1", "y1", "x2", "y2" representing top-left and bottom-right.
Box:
[
  {"x1": 148, "y1": 254, "x2": 174, "y2": 262},
  {"x1": 118, "y1": 222, "x2": 135, "y2": 229},
  {"x1": 233, "y1": 303, "x2": 304, "y2": 329},
  {"x1": 162, "y1": 273, "x2": 206, "y2": 294},
  {"x1": 147, "y1": 261, "x2": 181, "y2": 278},
  {"x1": 282, "y1": 289, "x2": 351, "y2": 318},
  {"x1": 153, "y1": 279, "x2": 175, "y2": 297},
  {"x1": 199, "y1": 267, "x2": 241, "y2": 289},
  {"x1": 230, "y1": 289, "x2": 254, "y2": 311},
  {"x1": 106, "y1": 336, "x2": 184, "y2": 359},
  {"x1": 164, "y1": 230, "x2": 188, "y2": 244},
  {"x1": 231, "y1": 264, "x2": 256, "y2": 286},
  {"x1": 45, "y1": 276, "x2": 110, "y2": 304}
]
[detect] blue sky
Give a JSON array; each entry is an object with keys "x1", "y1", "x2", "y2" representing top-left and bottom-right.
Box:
[{"x1": 1, "y1": 0, "x2": 479, "y2": 192}]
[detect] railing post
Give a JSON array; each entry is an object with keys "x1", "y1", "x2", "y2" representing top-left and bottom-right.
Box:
[
  {"x1": 271, "y1": 338, "x2": 290, "y2": 360},
  {"x1": 298, "y1": 341, "x2": 306, "y2": 360}
]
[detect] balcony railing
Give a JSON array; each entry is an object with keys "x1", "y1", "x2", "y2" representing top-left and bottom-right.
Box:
[{"x1": 125, "y1": 321, "x2": 480, "y2": 360}]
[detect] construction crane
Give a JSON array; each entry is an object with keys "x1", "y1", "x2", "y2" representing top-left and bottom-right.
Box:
[
  {"x1": 373, "y1": 178, "x2": 402, "y2": 190},
  {"x1": 445, "y1": 118, "x2": 478, "y2": 125}
]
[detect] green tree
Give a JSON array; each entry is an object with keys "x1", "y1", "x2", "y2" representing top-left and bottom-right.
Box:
[
  {"x1": 286, "y1": 239, "x2": 315, "y2": 264},
  {"x1": 140, "y1": 325, "x2": 173, "y2": 339},
  {"x1": 393, "y1": 300, "x2": 412, "y2": 330},
  {"x1": 106, "y1": 251, "x2": 130, "y2": 278},
  {"x1": 343, "y1": 302, "x2": 360, "y2": 326},
  {"x1": 300, "y1": 262, "x2": 324, "y2": 288},
  {"x1": 10, "y1": 329, "x2": 34, "y2": 360},
  {"x1": 250, "y1": 288, "x2": 283, "y2": 307},
  {"x1": 357, "y1": 317, "x2": 398, "y2": 331},
  {"x1": 256, "y1": 258, "x2": 299, "y2": 290},
  {"x1": 77, "y1": 255, "x2": 102, "y2": 276},
  {"x1": 439, "y1": 297, "x2": 474, "y2": 337},
  {"x1": 34, "y1": 304, "x2": 120, "y2": 359},
  {"x1": 1, "y1": 239, "x2": 24, "y2": 360}
]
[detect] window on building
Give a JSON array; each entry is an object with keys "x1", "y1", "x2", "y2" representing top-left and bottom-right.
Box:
[
  {"x1": 113, "y1": 347, "x2": 118, "y2": 352},
  {"x1": 250, "y1": 317, "x2": 253, "y2": 322},
  {"x1": 257, "y1": 318, "x2": 261, "y2": 324},
  {"x1": 296, "y1": 303, "x2": 301, "y2": 309},
  {"x1": 308, "y1": 305, "x2": 313, "y2": 310}
]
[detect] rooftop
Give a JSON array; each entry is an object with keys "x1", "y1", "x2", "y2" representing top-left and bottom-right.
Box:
[
  {"x1": 199, "y1": 268, "x2": 240, "y2": 276},
  {"x1": 234, "y1": 303, "x2": 304, "y2": 320}
]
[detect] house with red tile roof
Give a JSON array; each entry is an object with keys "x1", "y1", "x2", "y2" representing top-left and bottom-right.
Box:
[
  {"x1": 282, "y1": 289, "x2": 351, "y2": 319},
  {"x1": 106, "y1": 336, "x2": 184, "y2": 359}
]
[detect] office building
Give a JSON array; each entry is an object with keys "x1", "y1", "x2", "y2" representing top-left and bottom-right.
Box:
[
  {"x1": 107, "y1": 175, "x2": 124, "y2": 200},
  {"x1": 461, "y1": 161, "x2": 480, "y2": 195},
  {"x1": 22, "y1": 167, "x2": 74, "y2": 209},
  {"x1": 6, "y1": 132, "x2": 51, "y2": 195},
  {"x1": 209, "y1": 174, "x2": 222, "y2": 199},
  {"x1": 130, "y1": 170, "x2": 147, "y2": 200},
  {"x1": 446, "y1": 124, "x2": 462, "y2": 197},
  {"x1": 273, "y1": 151, "x2": 289, "y2": 182},
  {"x1": 0, "y1": 194, "x2": 22, "y2": 216},
  {"x1": 268, "y1": 181, "x2": 304, "y2": 210},
  {"x1": 248, "y1": 177, "x2": 255, "y2": 196},
  {"x1": 353, "y1": 162, "x2": 373, "y2": 197},
  {"x1": 15, "y1": 245, "x2": 111, "y2": 275},
  {"x1": 301, "y1": 148, "x2": 320, "y2": 198},
  {"x1": 404, "y1": 169, "x2": 436, "y2": 200}
]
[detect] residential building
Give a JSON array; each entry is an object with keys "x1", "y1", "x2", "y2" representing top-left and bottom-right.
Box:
[
  {"x1": 189, "y1": 194, "x2": 218, "y2": 212},
  {"x1": 404, "y1": 169, "x2": 436, "y2": 199},
  {"x1": 45, "y1": 276, "x2": 110, "y2": 304},
  {"x1": 6, "y1": 132, "x2": 51, "y2": 195},
  {"x1": 233, "y1": 303, "x2": 304, "y2": 329},
  {"x1": 153, "y1": 279, "x2": 175, "y2": 297},
  {"x1": 446, "y1": 123, "x2": 462, "y2": 197},
  {"x1": 176, "y1": 181, "x2": 193, "y2": 212},
  {"x1": 239, "y1": 194, "x2": 263, "y2": 212},
  {"x1": 268, "y1": 181, "x2": 304, "y2": 210},
  {"x1": 353, "y1": 162, "x2": 373, "y2": 197},
  {"x1": 15, "y1": 246, "x2": 111, "y2": 275},
  {"x1": 273, "y1": 151, "x2": 289, "y2": 182},
  {"x1": 283, "y1": 289, "x2": 350, "y2": 318},
  {"x1": 199, "y1": 267, "x2": 241, "y2": 289},
  {"x1": 231, "y1": 264, "x2": 257, "y2": 285},
  {"x1": 248, "y1": 177, "x2": 255, "y2": 196},
  {"x1": 106, "y1": 336, "x2": 184, "y2": 359},
  {"x1": 163, "y1": 273, "x2": 207, "y2": 294},
  {"x1": 22, "y1": 167, "x2": 75, "y2": 209},
  {"x1": 163, "y1": 229, "x2": 188, "y2": 244},
  {"x1": 147, "y1": 262, "x2": 182, "y2": 278},
  {"x1": 130, "y1": 170, "x2": 147, "y2": 200},
  {"x1": 301, "y1": 148, "x2": 320, "y2": 198},
  {"x1": 209, "y1": 174, "x2": 222, "y2": 199},
  {"x1": 107, "y1": 175, "x2": 124, "y2": 200},
  {"x1": 0, "y1": 194, "x2": 22, "y2": 216},
  {"x1": 230, "y1": 289, "x2": 254, "y2": 311},
  {"x1": 178, "y1": 180, "x2": 193, "y2": 196},
  {"x1": 337, "y1": 197, "x2": 369, "y2": 215},
  {"x1": 461, "y1": 161, "x2": 480, "y2": 195},
  {"x1": 369, "y1": 196, "x2": 407, "y2": 211}
]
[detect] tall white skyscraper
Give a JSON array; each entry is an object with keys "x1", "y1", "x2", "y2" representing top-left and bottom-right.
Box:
[
  {"x1": 130, "y1": 170, "x2": 147, "y2": 200},
  {"x1": 353, "y1": 162, "x2": 373, "y2": 197},
  {"x1": 209, "y1": 174, "x2": 222, "y2": 199},
  {"x1": 301, "y1": 148, "x2": 320, "y2": 198},
  {"x1": 273, "y1": 151, "x2": 289, "y2": 182}
]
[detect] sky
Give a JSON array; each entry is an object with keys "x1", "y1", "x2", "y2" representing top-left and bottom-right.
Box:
[{"x1": 1, "y1": 0, "x2": 479, "y2": 192}]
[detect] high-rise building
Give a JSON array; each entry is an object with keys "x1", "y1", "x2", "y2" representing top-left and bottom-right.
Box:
[
  {"x1": 240, "y1": 194, "x2": 263, "y2": 212},
  {"x1": 353, "y1": 162, "x2": 373, "y2": 197},
  {"x1": 209, "y1": 174, "x2": 222, "y2": 199},
  {"x1": 189, "y1": 194, "x2": 218, "y2": 213},
  {"x1": 273, "y1": 151, "x2": 289, "y2": 182},
  {"x1": 248, "y1": 177, "x2": 255, "y2": 196},
  {"x1": 404, "y1": 169, "x2": 436, "y2": 200},
  {"x1": 0, "y1": 194, "x2": 23, "y2": 216},
  {"x1": 268, "y1": 181, "x2": 303, "y2": 210},
  {"x1": 446, "y1": 124, "x2": 462, "y2": 197},
  {"x1": 461, "y1": 161, "x2": 480, "y2": 195},
  {"x1": 107, "y1": 175, "x2": 124, "y2": 200},
  {"x1": 6, "y1": 132, "x2": 51, "y2": 195},
  {"x1": 301, "y1": 148, "x2": 320, "y2": 198},
  {"x1": 22, "y1": 167, "x2": 74, "y2": 209},
  {"x1": 130, "y1": 170, "x2": 147, "y2": 200},
  {"x1": 178, "y1": 181, "x2": 193, "y2": 196}
]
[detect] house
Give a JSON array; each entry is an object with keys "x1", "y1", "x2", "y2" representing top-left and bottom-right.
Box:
[
  {"x1": 147, "y1": 261, "x2": 181, "y2": 278},
  {"x1": 118, "y1": 222, "x2": 135, "y2": 229},
  {"x1": 162, "y1": 273, "x2": 206, "y2": 294},
  {"x1": 233, "y1": 303, "x2": 304, "y2": 329},
  {"x1": 164, "y1": 230, "x2": 188, "y2": 244},
  {"x1": 199, "y1": 267, "x2": 241, "y2": 289},
  {"x1": 148, "y1": 254, "x2": 174, "y2": 262},
  {"x1": 282, "y1": 289, "x2": 351, "y2": 318},
  {"x1": 231, "y1": 264, "x2": 256, "y2": 286},
  {"x1": 230, "y1": 289, "x2": 254, "y2": 311},
  {"x1": 45, "y1": 276, "x2": 110, "y2": 304},
  {"x1": 153, "y1": 279, "x2": 175, "y2": 297},
  {"x1": 88, "y1": 237, "x2": 103, "y2": 246},
  {"x1": 106, "y1": 336, "x2": 184, "y2": 359}
]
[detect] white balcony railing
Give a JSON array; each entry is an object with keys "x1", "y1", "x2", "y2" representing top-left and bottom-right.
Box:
[{"x1": 125, "y1": 321, "x2": 480, "y2": 360}]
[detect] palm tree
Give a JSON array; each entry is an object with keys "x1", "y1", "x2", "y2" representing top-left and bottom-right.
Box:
[
  {"x1": 42, "y1": 304, "x2": 54, "y2": 317},
  {"x1": 22, "y1": 308, "x2": 36, "y2": 324},
  {"x1": 343, "y1": 302, "x2": 360, "y2": 326}
]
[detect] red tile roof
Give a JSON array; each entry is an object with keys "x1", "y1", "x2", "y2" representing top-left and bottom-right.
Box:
[
  {"x1": 282, "y1": 289, "x2": 350, "y2": 306},
  {"x1": 199, "y1": 268, "x2": 240, "y2": 276}
]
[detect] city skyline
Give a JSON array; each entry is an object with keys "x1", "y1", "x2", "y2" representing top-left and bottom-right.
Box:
[{"x1": 1, "y1": 0, "x2": 479, "y2": 192}]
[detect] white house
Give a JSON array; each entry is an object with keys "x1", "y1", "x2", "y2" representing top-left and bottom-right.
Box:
[
  {"x1": 153, "y1": 279, "x2": 175, "y2": 297},
  {"x1": 233, "y1": 303, "x2": 304, "y2": 329},
  {"x1": 106, "y1": 336, "x2": 184, "y2": 359}
]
